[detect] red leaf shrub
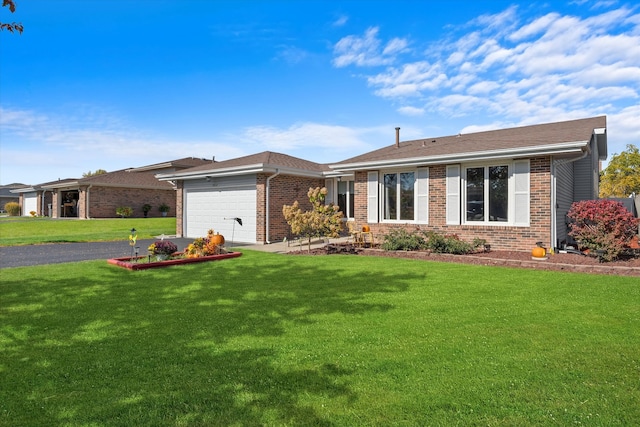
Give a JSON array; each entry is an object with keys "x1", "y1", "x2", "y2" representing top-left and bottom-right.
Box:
[{"x1": 567, "y1": 199, "x2": 639, "y2": 261}]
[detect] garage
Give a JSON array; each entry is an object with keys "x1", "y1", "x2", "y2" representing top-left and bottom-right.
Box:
[
  {"x1": 22, "y1": 192, "x2": 38, "y2": 216},
  {"x1": 184, "y1": 182, "x2": 257, "y2": 244}
]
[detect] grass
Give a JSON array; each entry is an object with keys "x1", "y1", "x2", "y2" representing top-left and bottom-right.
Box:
[
  {"x1": 1, "y1": 252, "x2": 639, "y2": 426},
  {"x1": 0, "y1": 217, "x2": 176, "y2": 246}
]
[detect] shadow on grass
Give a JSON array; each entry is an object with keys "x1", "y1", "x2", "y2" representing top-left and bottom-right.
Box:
[{"x1": 0, "y1": 250, "x2": 415, "y2": 425}]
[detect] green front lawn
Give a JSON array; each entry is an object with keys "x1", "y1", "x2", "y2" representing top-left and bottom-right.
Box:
[
  {"x1": 0, "y1": 217, "x2": 176, "y2": 246},
  {"x1": 1, "y1": 252, "x2": 638, "y2": 426}
]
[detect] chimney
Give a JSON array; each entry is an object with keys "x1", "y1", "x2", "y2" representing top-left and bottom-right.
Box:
[{"x1": 395, "y1": 127, "x2": 400, "y2": 148}]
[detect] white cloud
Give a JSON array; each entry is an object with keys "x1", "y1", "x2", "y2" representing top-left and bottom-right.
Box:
[
  {"x1": 332, "y1": 27, "x2": 408, "y2": 68},
  {"x1": 397, "y1": 106, "x2": 425, "y2": 116},
  {"x1": 333, "y1": 15, "x2": 348, "y2": 27},
  {"x1": 239, "y1": 122, "x2": 372, "y2": 154},
  {"x1": 332, "y1": 3, "x2": 640, "y2": 144}
]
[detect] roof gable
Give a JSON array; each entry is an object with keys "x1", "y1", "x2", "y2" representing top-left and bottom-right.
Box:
[{"x1": 158, "y1": 151, "x2": 329, "y2": 180}]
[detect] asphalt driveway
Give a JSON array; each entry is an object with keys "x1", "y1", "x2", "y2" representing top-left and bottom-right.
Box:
[{"x1": 0, "y1": 238, "x2": 194, "y2": 268}]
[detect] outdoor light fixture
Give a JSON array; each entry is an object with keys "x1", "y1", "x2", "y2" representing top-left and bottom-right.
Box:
[{"x1": 129, "y1": 228, "x2": 138, "y2": 261}]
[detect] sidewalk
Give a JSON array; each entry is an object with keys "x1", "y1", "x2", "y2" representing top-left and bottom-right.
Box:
[{"x1": 235, "y1": 236, "x2": 351, "y2": 254}]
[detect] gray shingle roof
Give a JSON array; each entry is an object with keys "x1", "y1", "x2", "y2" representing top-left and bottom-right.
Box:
[
  {"x1": 332, "y1": 116, "x2": 606, "y2": 168},
  {"x1": 159, "y1": 151, "x2": 329, "y2": 179}
]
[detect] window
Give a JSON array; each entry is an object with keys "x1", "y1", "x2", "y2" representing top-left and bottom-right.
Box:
[
  {"x1": 465, "y1": 165, "x2": 509, "y2": 223},
  {"x1": 337, "y1": 180, "x2": 354, "y2": 219},
  {"x1": 383, "y1": 171, "x2": 415, "y2": 221}
]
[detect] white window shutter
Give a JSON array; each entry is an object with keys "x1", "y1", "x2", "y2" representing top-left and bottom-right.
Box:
[
  {"x1": 324, "y1": 179, "x2": 334, "y2": 204},
  {"x1": 367, "y1": 171, "x2": 379, "y2": 223},
  {"x1": 513, "y1": 160, "x2": 530, "y2": 225},
  {"x1": 416, "y1": 168, "x2": 429, "y2": 223},
  {"x1": 446, "y1": 165, "x2": 461, "y2": 225}
]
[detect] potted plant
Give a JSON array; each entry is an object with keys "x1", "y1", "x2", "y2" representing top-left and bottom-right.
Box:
[
  {"x1": 159, "y1": 203, "x2": 170, "y2": 217},
  {"x1": 148, "y1": 240, "x2": 178, "y2": 261},
  {"x1": 142, "y1": 204, "x2": 152, "y2": 218}
]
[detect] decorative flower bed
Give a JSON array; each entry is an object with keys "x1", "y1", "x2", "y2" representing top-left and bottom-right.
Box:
[
  {"x1": 109, "y1": 229, "x2": 240, "y2": 270},
  {"x1": 108, "y1": 251, "x2": 242, "y2": 270}
]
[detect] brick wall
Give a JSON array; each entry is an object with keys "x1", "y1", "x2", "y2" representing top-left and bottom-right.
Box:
[
  {"x1": 81, "y1": 186, "x2": 176, "y2": 219},
  {"x1": 357, "y1": 157, "x2": 553, "y2": 252},
  {"x1": 256, "y1": 174, "x2": 324, "y2": 243}
]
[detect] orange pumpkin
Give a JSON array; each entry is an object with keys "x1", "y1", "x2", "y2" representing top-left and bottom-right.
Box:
[
  {"x1": 531, "y1": 246, "x2": 546, "y2": 258},
  {"x1": 211, "y1": 233, "x2": 225, "y2": 246},
  {"x1": 362, "y1": 225, "x2": 370, "y2": 232}
]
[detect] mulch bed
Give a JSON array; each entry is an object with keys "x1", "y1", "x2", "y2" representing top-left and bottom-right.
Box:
[{"x1": 289, "y1": 244, "x2": 640, "y2": 277}]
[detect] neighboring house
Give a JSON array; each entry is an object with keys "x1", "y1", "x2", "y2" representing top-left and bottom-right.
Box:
[
  {"x1": 0, "y1": 183, "x2": 28, "y2": 212},
  {"x1": 159, "y1": 116, "x2": 607, "y2": 251},
  {"x1": 11, "y1": 157, "x2": 211, "y2": 219}
]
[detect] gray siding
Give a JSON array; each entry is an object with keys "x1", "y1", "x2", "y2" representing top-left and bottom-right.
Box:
[
  {"x1": 573, "y1": 135, "x2": 600, "y2": 201},
  {"x1": 555, "y1": 161, "x2": 574, "y2": 246}
]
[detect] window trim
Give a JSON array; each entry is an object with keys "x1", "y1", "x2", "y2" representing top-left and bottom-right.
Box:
[
  {"x1": 337, "y1": 179, "x2": 355, "y2": 220},
  {"x1": 375, "y1": 168, "x2": 428, "y2": 224},
  {"x1": 460, "y1": 160, "x2": 529, "y2": 226}
]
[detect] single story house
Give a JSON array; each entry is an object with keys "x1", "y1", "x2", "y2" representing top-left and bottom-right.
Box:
[
  {"x1": 11, "y1": 157, "x2": 211, "y2": 219},
  {"x1": 0, "y1": 183, "x2": 28, "y2": 212},
  {"x1": 158, "y1": 116, "x2": 607, "y2": 251}
]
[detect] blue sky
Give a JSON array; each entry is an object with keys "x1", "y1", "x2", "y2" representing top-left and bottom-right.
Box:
[{"x1": 1, "y1": 0, "x2": 639, "y2": 185}]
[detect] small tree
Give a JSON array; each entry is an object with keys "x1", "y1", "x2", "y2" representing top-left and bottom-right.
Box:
[
  {"x1": 116, "y1": 206, "x2": 133, "y2": 218},
  {"x1": 282, "y1": 187, "x2": 343, "y2": 251},
  {"x1": 567, "y1": 199, "x2": 639, "y2": 261},
  {"x1": 599, "y1": 144, "x2": 640, "y2": 198},
  {"x1": 82, "y1": 169, "x2": 108, "y2": 177},
  {"x1": 4, "y1": 201, "x2": 20, "y2": 216}
]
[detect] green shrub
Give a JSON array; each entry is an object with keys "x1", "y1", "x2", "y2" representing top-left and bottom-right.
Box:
[
  {"x1": 382, "y1": 229, "x2": 486, "y2": 254},
  {"x1": 116, "y1": 206, "x2": 133, "y2": 218},
  {"x1": 381, "y1": 228, "x2": 425, "y2": 251},
  {"x1": 4, "y1": 202, "x2": 20, "y2": 216},
  {"x1": 421, "y1": 231, "x2": 476, "y2": 254}
]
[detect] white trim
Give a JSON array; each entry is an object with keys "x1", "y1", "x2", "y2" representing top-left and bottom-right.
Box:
[
  {"x1": 416, "y1": 168, "x2": 429, "y2": 224},
  {"x1": 367, "y1": 171, "x2": 378, "y2": 223},
  {"x1": 446, "y1": 165, "x2": 461, "y2": 225}
]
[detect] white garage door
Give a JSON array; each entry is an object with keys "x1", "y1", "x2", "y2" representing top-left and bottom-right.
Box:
[
  {"x1": 185, "y1": 187, "x2": 257, "y2": 244},
  {"x1": 23, "y1": 192, "x2": 38, "y2": 216}
]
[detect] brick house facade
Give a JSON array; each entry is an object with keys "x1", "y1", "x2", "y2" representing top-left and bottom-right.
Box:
[
  {"x1": 12, "y1": 158, "x2": 211, "y2": 219},
  {"x1": 349, "y1": 158, "x2": 552, "y2": 251},
  {"x1": 159, "y1": 116, "x2": 608, "y2": 251}
]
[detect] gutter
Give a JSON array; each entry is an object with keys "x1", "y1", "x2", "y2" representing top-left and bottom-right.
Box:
[{"x1": 265, "y1": 169, "x2": 281, "y2": 244}]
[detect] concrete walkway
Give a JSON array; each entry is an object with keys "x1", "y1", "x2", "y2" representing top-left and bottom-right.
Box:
[{"x1": 0, "y1": 236, "x2": 349, "y2": 268}]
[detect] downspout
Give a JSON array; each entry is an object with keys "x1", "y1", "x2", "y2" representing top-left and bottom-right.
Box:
[
  {"x1": 265, "y1": 169, "x2": 280, "y2": 244},
  {"x1": 41, "y1": 189, "x2": 47, "y2": 217},
  {"x1": 86, "y1": 185, "x2": 92, "y2": 219}
]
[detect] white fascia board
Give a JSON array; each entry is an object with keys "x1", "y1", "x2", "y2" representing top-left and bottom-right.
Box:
[
  {"x1": 330, "y1": 141, "x2": 588, "y2": 171},
  {"x1": 10, "y1": 187, "x2": 38, "y2": 193},
  {"x1": 41, "y1": 181, "x2": 80, "y2": 190},
  {"x1": 157, "y1": 164, "x2": 324, "y2": 181}
]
